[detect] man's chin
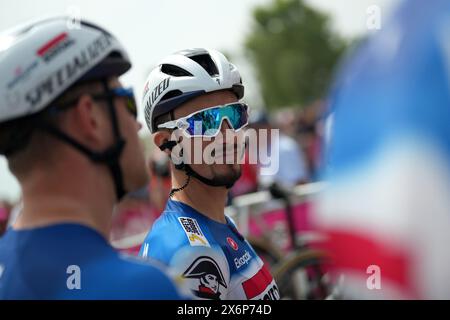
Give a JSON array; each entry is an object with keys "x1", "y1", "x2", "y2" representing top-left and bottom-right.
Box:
[{"x1": 211, "y1": 164, "x2": 242, "y2": 187}]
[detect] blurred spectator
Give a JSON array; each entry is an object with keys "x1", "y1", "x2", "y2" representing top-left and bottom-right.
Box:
[
  {"x1": 249, "y1": 110, "x2": 309, "y2": 189},
  {"x1": 110, "y1": 150, "x2": 172, "y2": 243},
  {"x1": 110, "y1": 186, "x2": 159, "y2": 242},
  {"x1": 229, "y1": 149, "x2": 259, "y2": 199},
  {"x1": 148, "y1": 149, "x2": 172, "y2": 213},
  {"x1": 274, "y1": 109, "x2": 298, "y2": 137},
  {"x1": 0, "y1": 200, "x2": 11, "y2": 236},
  {"x1": 296, "y1": 100, "x2": 325, "y2": 180}
]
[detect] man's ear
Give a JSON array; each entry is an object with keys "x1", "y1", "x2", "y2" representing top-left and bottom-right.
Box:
[
  {"x1": 70, "y1": 94, "x2": 107, "y2": 147},
  {"x1": 153, "y1": 131, "x2": 172, "y2": 154}
]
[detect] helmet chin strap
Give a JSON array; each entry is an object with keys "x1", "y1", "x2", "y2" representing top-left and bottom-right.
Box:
[
  {"x1": 39, "y1": 79, "x2": 127, "y2": 200},
  {"x1": 181, "y1": 163, "x2": 234, "y2": 189},
  {"x1": 159, "y1": 140, "x2": 235, "y2": 198}
]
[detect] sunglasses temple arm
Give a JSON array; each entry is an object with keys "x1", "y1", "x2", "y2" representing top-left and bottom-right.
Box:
[{"x1": 157, "y1": 120, "x2": 179, "y2": 130}]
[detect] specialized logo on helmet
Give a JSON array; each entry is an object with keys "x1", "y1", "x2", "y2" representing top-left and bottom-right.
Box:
[
  {"x1": 37, "y1": 32, "x2": 75, "y2": 63},
  {"x1": 25, "y1": 33, "x2": 112, "y2": 109},
  {"x1": 182, "y1": 256, "x2": 227, "y2": 300},
  {"x1": 149, "y1": 77, "x2": 170, "y2": 107}
]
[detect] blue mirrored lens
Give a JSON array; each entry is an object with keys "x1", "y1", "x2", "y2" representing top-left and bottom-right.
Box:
[{"x1": 185, "y1": 103, "x2": 248, "y2": 136}]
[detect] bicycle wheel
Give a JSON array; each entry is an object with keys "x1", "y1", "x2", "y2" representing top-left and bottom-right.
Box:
[
  {"x1": 247, "y1": 236, "x2": 282, "y2": 268},
  {"x1": 273, "y1": 249, "x2": 332, "y2": 300}
]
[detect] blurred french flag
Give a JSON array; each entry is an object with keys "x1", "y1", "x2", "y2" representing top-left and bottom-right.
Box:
[{"x1": 314, "y1": 0, "x2": 450, "y2": 299}]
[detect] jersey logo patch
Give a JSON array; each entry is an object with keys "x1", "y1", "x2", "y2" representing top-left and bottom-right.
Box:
[
  {"x1": 227, "y1": 237, "x2": 239, "y2": 251},
  {"x1": 178, "y1": 217, "x2": 210, "y2": 247},
  {"x1": 183, "y1": 256, "x2": 227, "y2": 300}
]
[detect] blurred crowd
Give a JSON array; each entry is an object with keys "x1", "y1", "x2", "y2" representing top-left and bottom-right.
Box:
[{"x1": 231, "y1": 100, "x2": 326, "y2": 197}]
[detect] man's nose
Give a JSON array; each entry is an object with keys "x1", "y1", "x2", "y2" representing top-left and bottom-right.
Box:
[
  {"x1": 220, "y1": 118, "x2": 232, "y2": 132},
  {"x1": 218, "y1": 119, "x2": 233, "y2": 141}
]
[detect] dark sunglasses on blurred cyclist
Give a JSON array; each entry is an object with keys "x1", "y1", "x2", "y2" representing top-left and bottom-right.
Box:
[
  {"x1": 91, "y1": 87, "x2": 137, "y2": 118},
  {"x1": 51, "y1": 87, "x2": 138, "y2": 118},
  {"x1": 157, "y1": 102, "x2": 249, "y2": 137}
]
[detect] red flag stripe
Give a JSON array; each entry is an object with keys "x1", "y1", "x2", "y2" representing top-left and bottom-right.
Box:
[{"x1": 318, "y1": 228, "x2": 418, "y2": 296}]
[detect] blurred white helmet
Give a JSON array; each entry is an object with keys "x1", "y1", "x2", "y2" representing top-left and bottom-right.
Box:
[
  {"x1": 143, "y1": 48, "x2": 244, "y2": 133},
  {"x1": 0, "y1": 16, "x2": 131, "y2": 123},
  {"x1": 0, "y1": 16, "x2": 133, "y2": 199}
]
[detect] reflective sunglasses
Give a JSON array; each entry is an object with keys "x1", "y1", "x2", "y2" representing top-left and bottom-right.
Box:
[{"x1": 158, "y1": 102, "x2": 249, "y2": 137}]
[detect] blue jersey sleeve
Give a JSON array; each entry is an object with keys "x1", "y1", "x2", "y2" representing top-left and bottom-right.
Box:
[
  {"x1": 0, "y1": 224, "x2": 190, "y2": 300},
  {"x1": 139, "y1": 213, "x2": 190, "y2": 265},
  {"x1": 111, "y1": 255, "x2": 190, "y2": 300}
]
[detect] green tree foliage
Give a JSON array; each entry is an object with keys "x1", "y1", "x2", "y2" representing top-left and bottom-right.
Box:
[{"x1": 245, "y1": 0, "x2": 347, "y2": 110}]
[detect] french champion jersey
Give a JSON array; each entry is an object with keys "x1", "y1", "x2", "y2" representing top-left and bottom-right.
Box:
[
  {"x1": 0, "y1": 223, "x2": 185, "y2": 299},
  {"x1": 139, "y1": 199, "x2": 280, "y2": 300}
]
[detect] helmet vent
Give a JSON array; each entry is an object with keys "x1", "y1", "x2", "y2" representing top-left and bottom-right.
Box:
[
  {"x1": 160, "y1": 89, "x2": 183, "y2": 101},
  {"x1": 161, "y1": 64, "x2": 193, "y2": 77},
  {"x1": 188, "y1": 54, "x2": 219, "y2": 77}
]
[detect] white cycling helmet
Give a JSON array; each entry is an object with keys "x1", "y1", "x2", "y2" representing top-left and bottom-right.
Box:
[
  {"x1": 143, "y1": 48, "x2": 244, "y2": 133},
  {"x1": 0, "y1": 16, "x2": 132, "y2": 200},
  {"x1": 0, "y1": 16, "x2": 131, "y2": 123}
]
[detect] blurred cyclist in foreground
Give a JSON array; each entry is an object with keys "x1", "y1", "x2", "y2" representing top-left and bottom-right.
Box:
[
  {"x1": 0, "y1": 17, "x2": 185, "y2": 299},
  {"x1": 316, "y1": 0, "x2": 450, "y2": 299},
  {"x1": 139, "y1": 48, "x2": 280, "y2": 300}
]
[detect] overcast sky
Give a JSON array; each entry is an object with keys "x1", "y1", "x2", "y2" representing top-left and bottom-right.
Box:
[{"x1": 0, "y1": 0, "x2": 399, "y2": 201}]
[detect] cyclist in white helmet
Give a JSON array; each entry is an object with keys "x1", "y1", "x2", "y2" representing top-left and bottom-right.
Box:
[
  {"x1": 139, "y1": 48, "x2": 280, "y2": 300},
  {"x1": 0, "y1": 17, "x2": 186, "y2": 299}
]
